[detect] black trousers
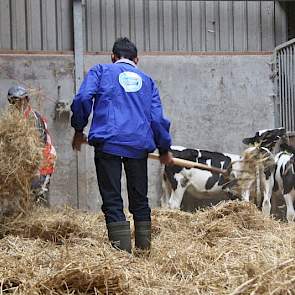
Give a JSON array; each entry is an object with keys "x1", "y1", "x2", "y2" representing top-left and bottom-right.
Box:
[{"x1": 94, "y1": 150, "x2": 151, "y2": 224}]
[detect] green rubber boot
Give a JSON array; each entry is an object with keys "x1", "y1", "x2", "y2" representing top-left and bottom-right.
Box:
[
  {"x1": 134, "y1": 221, "x2": 151, "y2": 251},
  {"x1": 106, "y1": 221, "x2": 132, "y2": 253}
]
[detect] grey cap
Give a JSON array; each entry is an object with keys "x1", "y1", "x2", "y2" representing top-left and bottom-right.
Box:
[{"x1": 7, "y1": 85, "x2": 28, "y2": 103}]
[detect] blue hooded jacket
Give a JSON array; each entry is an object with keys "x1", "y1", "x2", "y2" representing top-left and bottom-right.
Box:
[{"x1": 71, "y1": 59, "x2": 172, "y2": 159}]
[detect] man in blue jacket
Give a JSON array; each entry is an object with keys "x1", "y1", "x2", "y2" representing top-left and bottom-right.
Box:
[{"x1": 71, "y1": 37, "x2": 173, "y2": 253}]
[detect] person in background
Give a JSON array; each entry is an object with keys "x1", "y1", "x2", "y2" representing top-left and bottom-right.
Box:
[
  {"x1": 71, "y1": 37, "x2": 173, "y2": 253},
  {"x1": 7, "y1": 85, "x2": 56, "y2": 206}
]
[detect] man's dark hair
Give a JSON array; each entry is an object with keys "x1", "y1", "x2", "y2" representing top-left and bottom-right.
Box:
[{"x1": 112, "y1": 37, "x2": 137, "y2": 61}]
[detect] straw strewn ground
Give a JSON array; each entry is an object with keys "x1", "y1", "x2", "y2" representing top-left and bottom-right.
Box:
[{"x1": 0, "y1": 201, "x2": 295, "y2": 294}]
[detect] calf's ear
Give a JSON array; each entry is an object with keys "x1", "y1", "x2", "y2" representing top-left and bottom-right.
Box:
[
  {"x1": 192, "y1": 150, "x2": 199, "y2": 158},
  {"x1": 242, "y1": 137, "x2": 255, "y2": 145}
]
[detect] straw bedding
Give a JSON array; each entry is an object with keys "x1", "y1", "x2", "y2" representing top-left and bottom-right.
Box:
[
  {"x1": 0, "y1": 201, "x2": 295, "y2": 295},
  {"x1": 1, "y1": 106, "x2": 294, "y2": 294},
  {"x1": 0, "y1": 108, "x2": 42, "y2": 218}
]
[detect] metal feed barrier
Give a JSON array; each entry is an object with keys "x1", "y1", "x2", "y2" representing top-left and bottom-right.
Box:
[{"x1": 274, "y1": 38, "x2": 295, "y2": 137}]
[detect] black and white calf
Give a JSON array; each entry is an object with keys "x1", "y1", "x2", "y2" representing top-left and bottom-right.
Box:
[
  {"x1": 162, "y1": 128, "x2": 285, "y2": 211},
  {"x1": 241, "y1": 127, "x2": 286, "y2": 216},
  {"x1": 273, "y1": 143, "x2": 295, "y2": 222},
  {"x1": 161, "y1": 146, "x2": 242, "y2": 209},
  {"x1": 237, "y1": 145, "x2": 276, "y2": 216}
]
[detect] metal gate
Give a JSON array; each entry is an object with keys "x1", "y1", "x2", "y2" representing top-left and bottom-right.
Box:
[{"x1": 274, "y1": 38, "x2": 295, "y2": 133}]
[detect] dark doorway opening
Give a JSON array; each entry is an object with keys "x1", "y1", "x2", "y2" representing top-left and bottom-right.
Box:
[{"x1": 286, "y1": 2, "x2": 295, "y2": 40}]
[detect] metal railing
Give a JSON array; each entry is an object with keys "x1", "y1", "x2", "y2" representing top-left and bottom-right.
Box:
[{"x1": 274, "y1": 38, "x2": 295, "y2": 132}]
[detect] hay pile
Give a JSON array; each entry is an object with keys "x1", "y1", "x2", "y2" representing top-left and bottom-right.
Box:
[
  {"x1": 1, "y1": 201, "x2": 295, "y2": 294},
  {"x1": 0, "y1": 108, "x2": 42, "y2": 217},
  {"x1": 232, "y1": 146, "x2": 275, "y2": 206}
]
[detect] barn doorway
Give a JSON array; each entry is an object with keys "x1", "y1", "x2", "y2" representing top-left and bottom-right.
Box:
[{"x1": 286, "y1": 2, "x2": 295, "y2": 41}]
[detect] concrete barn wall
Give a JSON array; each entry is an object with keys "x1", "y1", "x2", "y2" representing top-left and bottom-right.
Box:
[{"x1": 0, "y1": 53, "x2": 274, "y2": 211}]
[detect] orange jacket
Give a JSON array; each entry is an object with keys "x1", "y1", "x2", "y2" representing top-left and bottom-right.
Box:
[{"x1": 24, "y1": 106, "x2": 56, "y2": 175}]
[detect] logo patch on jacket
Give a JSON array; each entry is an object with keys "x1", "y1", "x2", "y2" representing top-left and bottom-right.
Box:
[{"x1": 119, "y1": 71, "x2": 143, "y2": 92}]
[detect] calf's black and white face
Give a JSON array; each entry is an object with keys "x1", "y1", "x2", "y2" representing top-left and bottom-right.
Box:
[{"x1": 242, "y1": 127, "x2": 286, "y2": 151}]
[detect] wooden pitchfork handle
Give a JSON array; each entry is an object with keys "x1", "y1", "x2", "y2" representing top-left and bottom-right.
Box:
[{"x1": 148, "y1": 153, "x2": 228, "y2": 175}]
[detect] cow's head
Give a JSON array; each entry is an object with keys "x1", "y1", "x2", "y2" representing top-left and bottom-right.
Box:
[{"x1": 242, "y1": 127, "x2": 286, "y2": 151}]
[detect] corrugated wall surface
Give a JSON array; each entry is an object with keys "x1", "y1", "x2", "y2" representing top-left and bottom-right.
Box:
[
  {"x1": 84, "y1": 0, "x2": 287, "y2": 52},
  {"x1": 0, "y1": 0, "x2": 288, "y2": 52},
  {"x1": 0, "y1": 0, "x2": 73, "y2": 51}
]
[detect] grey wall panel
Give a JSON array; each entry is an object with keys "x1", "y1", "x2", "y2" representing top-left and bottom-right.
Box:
[
  {"x1": 185, "y1": 1, "x2": 192, "y2": 51},
  {"x1": 233, "y1": 1, "x2": 247, "y2": 51},
  {"x1": 40, "y1": 0, "x2": 73, "y2": 51},
  {"x1": 191, "y1": 1, "x2": 202, "y2": 51},
  {"x1": 56, "y1": 0, "x2": 63, "y2": 51},
  {"x1": 142, "y1": 0, "x2": 150, "y2": 51},
  {"x1": 11, "y1": 0, "x2": 27, "y2": 50},
  {"x1": 56, "y1": 0, "x2": 73, "y2": 51},
  {"x1": 82, "y1": 0, "x2": 286, "y2": 52},
  {"x1": 247, "y1": 2, "x2": 262, "y2": 51},
  {"x1": 0, "y1": 0, "x2": 11, "y2": 49},
  {"x1": 0, "y1": 0, "x2": 73, "y2": 51},
  {"x1": 119, "y1": 0, "x2": 130, "y2": 42},
  {"x1": 261, "y1": 2, "x2": 275, "y2": 51},
  {"x1": 214, "y1": 1, "x2": 220, "y2": 51},
  {"x1": 128, "y1": 0, "x2": 136, "y2": 45},
  {"x1": 205, "y1": 1, "x2": 216, "y2": 51},
  {"x1": 200, "y1": 1, "x2": 206, "y2": 51},
  {"x1": 219, "y1": 2, "x2": 234, "y2": 51},
  {"x1": 163, "y1": 0, "x2": 172, "y2": 51},
  {"x1": 85, "y1": 0, "x2": 101, "y2": 51},
  {"x1": 149, "y1": 0, "x2": 159, "y2": 51},
  {"x1": 104, "y1": 0, "x2": 116, "y2": 51},
  {"x1": 177, "y1": 1, "x2": 186, "y2": 51},
  {"x1": 171, "y1": 0, "x2": 178, "y2": 51},
  {"x1": 26, "y1": 0, "x2": 42, "y2": 50},
  {"x1": 158, "y1": 0, "x2": 164, "y2": 51},
  {"x1": 134, "y1": 0, "x2": 144, "y2": 51},
  {"x1": 41, "y1": 0, "x2": 57, "y2": 50},
  {"x1": 0, "y1": 0, "x2": 289, "y2": 52}
]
